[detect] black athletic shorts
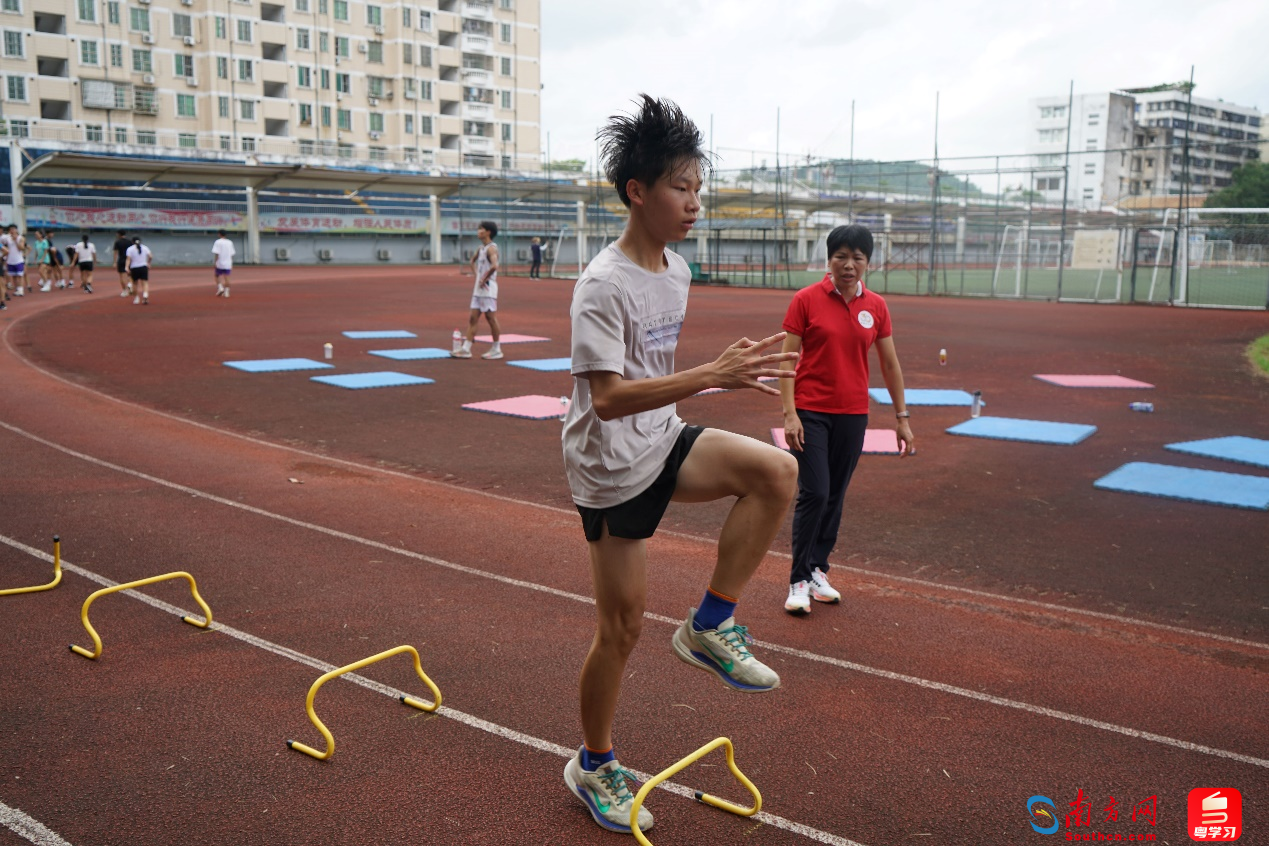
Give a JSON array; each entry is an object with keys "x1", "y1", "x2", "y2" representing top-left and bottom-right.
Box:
[
  {"x1": 78, "y1": 261, "x2": 94, "y2": 272},
  {"x1": 116, "y1": 260, "x2": 127, "y2": 273},
  {"x1": 129, "y1": 266, "x2": 149, "y2": 281},
  {"x1": 575, "y1": 424, "x2": 705, "y2": 542}
]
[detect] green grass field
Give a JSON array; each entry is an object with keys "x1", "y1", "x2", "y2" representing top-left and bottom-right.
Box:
[{"x1": 1250, "y1": 334, "x2": 1269, "y2": 376}]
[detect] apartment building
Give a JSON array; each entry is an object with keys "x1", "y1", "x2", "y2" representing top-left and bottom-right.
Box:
[
  {"x1": 0, "y1": 0, "x2": 540, "y2": 170},
  {"x1": 1026, "y1": 85, "x2": 1262, "y2": 209}
]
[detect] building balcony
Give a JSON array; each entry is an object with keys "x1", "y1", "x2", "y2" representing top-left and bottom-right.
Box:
[
  {"x1": 462, "y1": 1, "x2": 494, "y2": 21},
  {"x1": 462, "y1": 101, "x2": 492, "y2": 121},
  {"x1": 461, "y1": 33, "x2": 492, "y2": 55},
  {"x1": 461, "y1": 68, "x2": 492, "y2": 88}
]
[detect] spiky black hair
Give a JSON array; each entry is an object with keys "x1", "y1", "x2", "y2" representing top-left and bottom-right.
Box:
[{"x1": 598, "y1": 94, "x2": 709, "y2": 208}]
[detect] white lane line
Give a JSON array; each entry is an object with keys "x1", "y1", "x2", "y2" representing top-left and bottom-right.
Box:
[
  {"x1": 0, "y1": 538, "x2": 861, "y2": 846},
  {"x1": 0, "y1": 802, "x2": 74, "y2": 846},
  {"x1": 2, "y1": 324, "x2": 1263, "y2": 655}
]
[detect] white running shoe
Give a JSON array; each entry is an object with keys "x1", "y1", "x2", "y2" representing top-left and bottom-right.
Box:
[
  {"x1": 55, "y1": 281, "x2": 65, "y2": 289},
  {"x1": 480, "y1": 347, "x2": 503, "y2": 360},
  {"x1": 671, "y1": 609, "x2": 780, "y2": 692},
  {"x1": 809, "y1": 568, "x2": 842, "y2": 604},
  {"x1": 120, "y1": 290, "x2": 129, "y2": 297},
  {"x1": 450, "y1": 346, "x2": 472, "y2": 359},
  {"x1": 223, "y1": 288, "x2": 229, "y2": 298},
  {"x1": 39, "y1": 283, "x2": 51, "y2": 292},
  {"x1": 784, "y1": 581, "x2": 811, "y2": 615},
  {"x1": 216, "y1": 284, "x2": 224, "y2": 296},
  {"x1": 133, "y1": 295, "x2": 140, "y2": 305},
  {"x1": 564, "y1": 749, "x2": 653, "y2": 834}
]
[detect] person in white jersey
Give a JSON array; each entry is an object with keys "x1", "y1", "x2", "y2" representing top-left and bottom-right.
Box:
[
  {"x1": 450, "y1": 220, "x2": 503, "y2": 360},
  {"x1": 75, "y1": 234, "x2": 97, "y2": 294},
  {"x1": 211, "y1": 229, "x2": 236, "y2": 297},
  {"x1": 124, "y1": 236, "x2": 154, "y2": 305},
  {"x1": 559, "y1": 95, "x2": 800, "y2": 836},
  {"x1": 4, "y1": 224, "x2": 27, "y2": 297}
]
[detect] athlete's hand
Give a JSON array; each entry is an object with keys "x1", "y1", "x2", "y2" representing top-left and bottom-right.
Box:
[{"x1": 710, "y1": 332, "x2": 798, "y2": 396}]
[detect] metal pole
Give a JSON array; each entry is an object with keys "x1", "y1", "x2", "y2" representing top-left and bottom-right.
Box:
[
  {"x1": 848, "y1": 99, "x2": 855, "y2": 223},
  {"x1": 1056, "y1": 80, "x2": 1074, "y2": 299},
  {"x1": 708, "y1": 114, "x2": 713, "y2": 279},
  {"x1": 926, "y1": 92, "x2": 939, "y2": 295}
]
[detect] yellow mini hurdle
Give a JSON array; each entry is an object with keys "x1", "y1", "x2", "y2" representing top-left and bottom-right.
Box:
[
  {"x1": 0, "y1": 535, "x2": 62, "y2": 596},
  {"x1": 69, "y1": 571, "x2": 213, "y2": 660},
  {"x1": 286, "y1": 644, "x2": 442, "y2": 761},
  {"x1": 629, "y1": 737, "x2": 762, "y2": 846}
]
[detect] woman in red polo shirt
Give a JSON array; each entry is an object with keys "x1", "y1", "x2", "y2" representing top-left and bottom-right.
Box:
[{"x1": 778, "y1": 224, "x2": 916, "y2": 615}]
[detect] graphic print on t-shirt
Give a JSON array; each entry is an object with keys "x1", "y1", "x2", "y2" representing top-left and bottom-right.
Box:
[{"x1": 642, "y1": 310, "x2": 685, "y2": 351}]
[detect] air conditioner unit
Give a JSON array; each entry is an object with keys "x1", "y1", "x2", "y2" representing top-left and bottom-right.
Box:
[
  {"x1": 138, "y1": 0, "x2": 151, "y2": 4},
  {"x1": 516, "y1": 249, "x2": 528, "y2": 260},
  {"x1": 373, "y1": 25, "x2": 384, "y2": 36},
  {"x1": 317, "y1": 248, "x2": 333, "y2": 261},
  {"x1": 186, "y1": 78, "x2": 198, "y2": 87},
  {"x1": 336, "y1": 92, "x2": 343, "y2": 100},
  {"x1": 142, "y1": 34, "x2": 156, "y2": 44},
  {"x1": 357, "y1": 42, "x2": 368, "y2": 53},
  {"x1": 181, "y1": 0, "x2": 193, "y2": 5},
  {"x1": 369, "y1": 131, "x2": 381, "y2": 140},
  {"x1": 183, "y1": 36, "x2": 195, "y2": 46},
  {"x1": 403, "y1": 91, "x2": 416, "y2": 100},
  {"x1": 274, "y1": 247, "x2": 290, "y2": 260},
  {"x1": 419, "y1": 248, "x2": 431, "y2": 260},
  {"x1": 376, "y1": 249, "x2": 391, "y2": 260},
  {"x1": 368, "y1": 97, "x2": 378, "y2": 106},
  {"x1": 142, "y1": 74, "x2": 156, "y2": 84}
]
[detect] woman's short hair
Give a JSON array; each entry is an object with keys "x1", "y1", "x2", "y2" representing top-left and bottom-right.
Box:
[{"x1": 826, "y1": 224, "x2": 873, "y2": 261}]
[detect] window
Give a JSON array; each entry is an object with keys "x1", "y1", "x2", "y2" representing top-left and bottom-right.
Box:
[
  {"x1": 85, "y1": 124, "x2": 103, "y2": 141},
  {"x1": 109, "y1": 43, "x2": 123, "y2": 67},
  {"x1": 419, "y1": 79, "x2": 432, "y2": 100},
  {"x1": 77, "y1": 0, "x2": 96, "y2": 22},
  {"x1": 500, "y1": 0, "x2": 513, "y2": 7},
  {"x1": 419, "y1": 115, "x2": 432, "y2": 135},
  {"x1": 217, "y1": 135, "x2": 230, "y2": 150},
  {"x1": 240, "y1": 99, "x2": 255, "y2": 120},
  {"x1": 215, "y1": 16, "x2": 226, "y2": 38},
  {"x1": 173, "y1": 13, "x2": 192, "y2": 37},
  {"x1": 336, "y1": 108, "x2": 350, "y2": 130},
  {"x1": 174, "y1": 54, "x2": 194, "y2": 77},
  {"x1": 499, "y1": 89, "x2": 511, "y2": 109},
  {"x1": 402, "y1": 7, "x2": 410, "y2": 26},
  {"x1": 115, "y1": 127, "x2": 128, "y2": 143},
  {"x1": 318, "y1": 0, "x2": 326, "y2": 12},
  {"x1": 335, "y1": 36, "x2": 348, "y2": 57},
  {"x1": 335, "y1": 72, "x2": 349, "y2": 93},
  {"x1": 129, "y1": 6, "x2": 149, "y2": 32},
  {"x1": 3, "y1": 30, "x2": 23, "y2": 58},
  {"x1": 236, "y1": 19, "x2": 252, "y2": 42},
  {"x1": 176, "y1": 93, "x2": 196, "y2": 116},
  {"x1": 238, "y1": 58, "x2": 253, "y2": 80},
  {"x1": 107, "y1": 1, "x2": 119, "y2": 24},
  {"x1": 367, "y1": 41, "x2": 382, "y2": 62},
  {"x1": 133, "y1": 86, "x2": 156, "y2": 113},
  {"x1": 320, "y1": 105, "x2": 330, "y2": 126},
  {"x1": 6, "y1": 75, "x2": 25, "y2": 101},
  {"x1": 299, "y1": 102, "x2": 312, "y2": 125},
  {"x1": 319, "y1": 67, "x2": 329, "y2": 88},
  {"x1": 402, "y1": 43, "x2": 412, "y2": 64},
  {"x1": 1086, "y1": 139, "x2": 1097, "y2": 150},
  {"x1": 1036, "y1": 128, "x2": 1064, "y2": 143},
  {"x1": 241, "y1": 137, "x2": 256, "y2": 152},
  {"x1": 218, "y1": 95, "x2": 229, "y2": 117},
  {"x1": 499, "y1": 22, "x2": 511, "y2": 43},
  {"x1": 501, "y1": 122, "x2": 512, "y2": 141},
  {"x1": 333, "y1": 0, "x2": 347, "y2": 21},
  {"x1": 499, "y1": 56, "x2": 511, "y2": 75},
  {"x1": 366, "y1": 4, "x2": 381, "y2": 25},
  {"x1": 1082, "y1": 188, "x2": 1095, "y2": 198},
  {"x1": 404, "y1": 114, "x2": 413, "y2": 133},
  {"x1": 404, "y1": 79, "x2": 415, "y2": 97},
  {"x1": 369, "y1": 112, "x2": 383, "y2": 132},
  {"x1": 417, "y1": 8, "x2": 431, "y2": 31},
  {"x1": 417, "y1": 45, "x2": 431, "y2": 67},
  {"x1": 81, "y1": 40, "x2": 100, "y2": 65},
  {"x1": 132, "y1": 49, "x2": 151, "y2": 73},
  {"x1": 1083, "y1": 162, "x2": 1096, "y2": 174},
  {"x1": 296, "y1": 27, "x2": 310, "y2": 49},
  {"x1": 368, "y1": 76, "x2": 385, "y2": 97},
  {"x1": 319, "y1": 32, "x2": 327, "y2": 51},
  {"x1": 2, "y1": 0, "x2": 20, "y2": 12},
  {"x1": 136, "y1": 129, "x2": 156, "y2": 145},
  {"x1": 1039, "y1": 105, "x2": 1066, "y2": 120},
  {"x1": 217, "y1": 56, "x2": 228, "y2": 78},
  {"x1": 295, "y1": 0, "x2": 309, "y2": 10},
  {"x1": 179, "y1": 133, "x2": 197, "y2": 148},
  {"x1": 296, "y1": 66, "x2": 311, "y2": 87}
]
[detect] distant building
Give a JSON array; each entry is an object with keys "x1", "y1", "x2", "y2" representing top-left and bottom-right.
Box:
[{"x1": 1025, "y1": 84, "x2": 1262, "y2": 209}]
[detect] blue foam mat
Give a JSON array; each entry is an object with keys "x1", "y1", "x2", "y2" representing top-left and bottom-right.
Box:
[
  {"x1": 368, "y1": 347, "x2": 452, "y2": 361},
  {"x1": 507, "y1": 357, "x2": 572, "y2": 372},
  {"x1": 1094, "y1": 462, "x2": 1269, "y2": 511},
  {"x1": 224, "y1": 358, "x2": 335, "y2": 373},
  {"x1": 870, "y1": 388, "x2": 980, "y2": 407},
  {"x1": 310, "y1": 371, "x2": 434, "y2": 389},
  {"x1": 342, "y1": 330, "x2": 417, "y2": 339},
  {"x1": 946, "y1": 416, "x2": 1096, "y2": 445},
  {"x1": 1164, "y1": 436, "x2": 1269, "y2": 470}
]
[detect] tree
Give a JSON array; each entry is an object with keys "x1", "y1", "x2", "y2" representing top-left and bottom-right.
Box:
[
  {"x1": 547, "y1": 158, "x2": 587, "y2": 173},
  {"x1": 1205, "y1": 161, "x2": 1269, "y2": 209}
]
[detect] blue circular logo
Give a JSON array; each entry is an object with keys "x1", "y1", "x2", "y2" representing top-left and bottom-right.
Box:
[{"x1": 1028, "y1": 795, "x2": 1060, "y2": 835}]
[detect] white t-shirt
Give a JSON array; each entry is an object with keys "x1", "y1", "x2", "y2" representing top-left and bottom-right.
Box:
[
  {"x1": 472, "y1": 243, "x2": 498, "y2": 299},
  {"x1": 212, "y1": 238, "x2": 235, "y2": 270},
  {"x1": 125, "y1": 244, "x2": 152, "y2": 268},
  {"x1": 4, "y1": 234, "x2": 24, "y2": 267},
  {"x1": 76, "y1": 242, "x2": 97, "y2": 263},
  {"x1": 561, "y1": 243, "x2": 690, "y2": 509}
]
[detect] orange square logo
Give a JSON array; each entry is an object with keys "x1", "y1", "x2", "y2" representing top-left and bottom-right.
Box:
[{"x1": 1188, "y1": 789, "x2": 1241, "y2": 841}]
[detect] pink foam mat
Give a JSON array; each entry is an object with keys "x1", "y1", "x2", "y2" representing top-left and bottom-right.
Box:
[
  {"x1": 1034, "y1": 374, "x2": 1155, "y2": 389},
  {"x1": 462, "y1": 394, "x2": 568, "y2": 420},
  {"x1": 473, "y1": 334, "x2": 550, "y2": 344},
  {"x1": 770, "y1": 427, "x2": 899, "y2": 454}
]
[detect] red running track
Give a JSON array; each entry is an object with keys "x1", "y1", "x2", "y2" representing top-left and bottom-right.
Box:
[{"x1": 0, "y1": 267, "x2": 1265, "y2": 845}]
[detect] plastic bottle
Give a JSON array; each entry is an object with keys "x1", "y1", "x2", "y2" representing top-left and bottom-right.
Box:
[
  {"x1": 939, "y1": 348, "x2": 947, "y2": 366},
  {"x1": 1128, "y1": 402, "x2": 1154, "y2": 413},
  {"x1": 452, "y1": 328, "x2": 464, "y2": 355},
  {"x1": 559, "y1": 396, "x2": 570, "y2": 422},
  {"x1": 323, "y1": 342, "x2": 333, "y2": 360},
  {"x1": 971, "y1": 390, "x2": 982, "y2": 418}
]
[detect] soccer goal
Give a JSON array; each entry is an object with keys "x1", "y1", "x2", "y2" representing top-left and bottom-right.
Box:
[{"x1": 991, "y1": 224, "x2": 1065, "y2": 297}]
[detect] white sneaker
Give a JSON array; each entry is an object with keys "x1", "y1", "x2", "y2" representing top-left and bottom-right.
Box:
[
  {"x1": 39, "y1": 283, "x2": 51, "y2": 292},
  {"x1": 120, "y1": 290, "x2": 129, "y2": 297},
  {"x1": 54, "y1": 281, "x2": 65, "y2": 289},
  {"x1": 216, "y1": 284, "x2": 224, "y2": 296},
  {"x1": 480, "y1": 347, "x2": 503, "y2": 360},
  {"x1": 671, "y1": 609, "x2": 780, "y2": 692},
  {"x1": 14, "y1": 287, "x2": 23, "y2": 296},
  {"x1": 564, "y1": 749, "x2": 653, "y2": 834},
  {"x1": 133, "y1": 295, "x2": 140, "y2": 305},
  {"x1": 450, "y1": 346, "x2": 472, "y2": 359},
  {"x1": 223, "y1": 288, "x2": 229, "y2": 298},
  {"x1": 784, "y1": 581, "x2": 811, "y2": 615},
  {"x1": 809, "y1": 568, "x2": 842, "y2": 604}
]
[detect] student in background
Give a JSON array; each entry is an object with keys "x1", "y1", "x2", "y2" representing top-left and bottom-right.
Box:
[
  {"x1": 212, "y1": 230, "x2": 236, "y2": 297},
  {"x1": 125, "y1": 236, "x2": 154, "y2": 305},
  {"x1": 76, "y1": 234, "x2": 97, "y2": 294},
  {"x1": 450, "y1": 220, "x2": 504, "y2": 360},
  {"x1": 112, "y1": 230, "x2": 131, "y2": 296}
]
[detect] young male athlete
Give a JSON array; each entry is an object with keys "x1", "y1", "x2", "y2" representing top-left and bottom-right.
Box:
[
  {"x1": 211, "y1": 229, "x2": 235, "y2": 297},
  {"x1": 112, "y1": 230, "x2": 131, "y2": 296},
  {"x1": 450, "y1": 220, "x2": 503, "y2": 360},
  {"x1": 560, "y1": 95, "x2": 799, "y2": 835}
]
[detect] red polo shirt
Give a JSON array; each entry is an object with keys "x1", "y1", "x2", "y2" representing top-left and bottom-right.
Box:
[{"x1": 782, "y1": 275, "x2": 892, "y2": 414}]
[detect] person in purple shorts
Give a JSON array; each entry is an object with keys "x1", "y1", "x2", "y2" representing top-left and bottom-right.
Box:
[{"x1": 211, "y1": 230, "x2": 236, "y2": 298}]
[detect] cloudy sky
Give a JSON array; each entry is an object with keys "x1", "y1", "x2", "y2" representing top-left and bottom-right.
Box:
[{"x1": 539, "y1": 0, "x2": 1269, "y2": 172}]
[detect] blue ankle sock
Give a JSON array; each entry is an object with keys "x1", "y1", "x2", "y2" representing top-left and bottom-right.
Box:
[
  {"x1": 581, "y1": 745, "x2": 615, "y2": 771},
  {"x1": 693, "y1": 588, "x2": 738, "y2": 632}
]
